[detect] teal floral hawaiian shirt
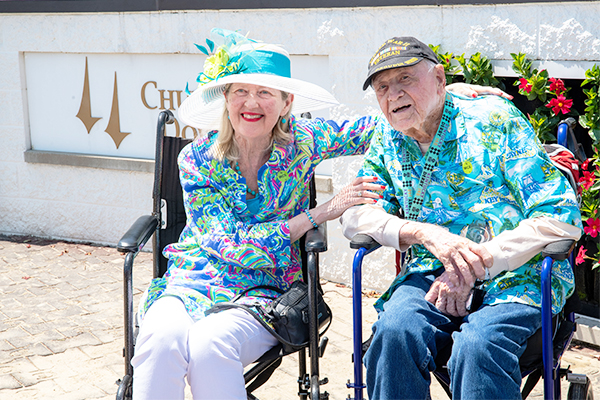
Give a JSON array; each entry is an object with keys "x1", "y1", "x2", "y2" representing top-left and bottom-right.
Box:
[{"x1": 360, "y1": 93, "x2": 582, "y2": 314}]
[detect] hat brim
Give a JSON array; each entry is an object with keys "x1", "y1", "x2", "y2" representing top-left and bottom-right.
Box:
[{"x1": 178, "y1": 73, "x2": 339, "y2": 130}]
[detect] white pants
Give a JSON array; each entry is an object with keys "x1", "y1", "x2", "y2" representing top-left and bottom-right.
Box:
[{"x1": 131, "y1": 296, "x2": 278, "y2": 400}]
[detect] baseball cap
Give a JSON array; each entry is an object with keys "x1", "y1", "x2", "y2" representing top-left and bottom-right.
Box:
[{"x1": 363, "y1": 36, "x2": 439, "y2": 90}]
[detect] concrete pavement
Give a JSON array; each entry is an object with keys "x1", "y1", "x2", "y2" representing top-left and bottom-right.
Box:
[{"x1": 0, "y1": 234, "x2": 598, "y2": 400}]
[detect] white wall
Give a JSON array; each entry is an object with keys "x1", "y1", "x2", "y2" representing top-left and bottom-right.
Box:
[{"x1": 1, "y1": 1, "x2": 599, "y2": 291}]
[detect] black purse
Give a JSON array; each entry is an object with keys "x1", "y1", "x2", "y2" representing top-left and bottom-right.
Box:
[{"x1": 206, "y1": 281, "x2": 332, "y2": 354}]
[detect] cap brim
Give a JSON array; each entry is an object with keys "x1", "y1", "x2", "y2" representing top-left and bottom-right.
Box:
[
  {"x1": 179, "y1": 74, "x2": 339, "y2": 130},
  {"x1": 362, "y1": 57, "x2": 426, "y2": 90}
]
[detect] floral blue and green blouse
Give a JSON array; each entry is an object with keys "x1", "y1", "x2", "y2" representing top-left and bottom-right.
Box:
[
  {"x1": 360, "y1": 93, "x2": 582, "y2": 314},
  {"x1": 138, "y1": 114, "x2": 379, "y2": 322}
]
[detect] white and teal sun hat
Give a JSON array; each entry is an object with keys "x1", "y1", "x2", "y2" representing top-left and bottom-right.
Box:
[{"x1": 178, "y1": 28, "x2": 339, "y2": 130}]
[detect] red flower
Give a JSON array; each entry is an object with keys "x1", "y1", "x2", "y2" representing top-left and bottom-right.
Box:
[
  {"x1": 549, "y1": 77, "x2": 566, "y2": 94},
  {"x1": 580, "y1": 170, "x2": 596, "y2": 190},
  {"x1": 519, "y1": 78, "x2": 533, "y2": 94},
  {"x1": 581, "y1": 159, "x2": 591, "y2": 172},
  {"x1": 546, "y1": 94, "x2": 573, "y2": 115},
  {"x1": 576, "y1": 246, "x2": 588, "y2": 265},
  {"x1": 584, "y1": 218, "x2": 600, "y2": 238}
]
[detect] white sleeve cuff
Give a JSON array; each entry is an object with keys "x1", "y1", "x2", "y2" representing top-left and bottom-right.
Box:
[
  {"x1": 481, "y1": 240, "x2": 509, "y2": 279},
  {"x1": 341, "y1": 204, "x2": 406, "y2": 251},
  {"x1": 381, "y1": 217, "x2": 409, "y2": 252}
]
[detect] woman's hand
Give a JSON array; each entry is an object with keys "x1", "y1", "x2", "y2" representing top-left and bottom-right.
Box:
[
  {"x1": 317, "y1": 176, "x2": 385, "y2": 222},
  {"x1": 446, "y1": 83, "x2": 513, "y2": 100},
  {"x1": 425, "y1": 271, "x2": 472, "y2": 317},
  {"x1": 400, "y1": 222, "x2": 493, "y2": 289},
  {"x1": 288, "y1": 176, "x2": 385, "y2": 243}
]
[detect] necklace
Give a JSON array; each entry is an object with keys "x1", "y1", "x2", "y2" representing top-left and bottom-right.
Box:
[
  {"x1": 401, "y1": 94, "x2": 453, "y2": 221},
  {"x1": 234, "y1": 162, "x2": 258, "y2": 196}
]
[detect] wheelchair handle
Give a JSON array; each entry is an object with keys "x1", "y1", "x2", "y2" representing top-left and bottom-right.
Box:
[
  {"x1": 541, "y1": 239, "x2": 576, "y2": 261},
  {"x1": 350, "y1": 234, "x2": 381, "y2": 250}
]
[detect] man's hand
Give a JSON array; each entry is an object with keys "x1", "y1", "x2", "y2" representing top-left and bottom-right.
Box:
[
  {"x1": 425, "y1": 272, "x2": 472, "y2": 317},
  {"x1": 401, "y1": 221, "x2": 493, "y2": 288}
]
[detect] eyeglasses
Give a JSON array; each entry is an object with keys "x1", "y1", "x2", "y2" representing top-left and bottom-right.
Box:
[{"x1": 228, "y1": 87, "x2": 279, "y2": 101}]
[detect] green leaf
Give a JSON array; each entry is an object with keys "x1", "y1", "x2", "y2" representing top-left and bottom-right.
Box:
[
  {"x1": 538, "y1": 92, "x2": 547, "y2": 103},
  {"x1": 590, "y1": 180, "x2": 600, "y2": 192},
  {"x1": 510, "y1": 52, "x2": 532, "y2": 77},
  {"x1": 429, "y1": 44, "x2": 441, "y2": 54}
]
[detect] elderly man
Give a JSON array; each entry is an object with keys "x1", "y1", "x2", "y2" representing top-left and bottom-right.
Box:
[{"x1": 341, "y1": 37, "x2": 582, "y2": 399}]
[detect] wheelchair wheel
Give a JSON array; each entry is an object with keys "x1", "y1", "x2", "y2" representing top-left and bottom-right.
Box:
[{"x1": 567, "y1": 377, "x2": 594, "y2": 400}]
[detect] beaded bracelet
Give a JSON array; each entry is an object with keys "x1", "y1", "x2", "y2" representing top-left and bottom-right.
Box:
[{"x1": 305, "y1": 210, "x2": 318, "y2": 229}]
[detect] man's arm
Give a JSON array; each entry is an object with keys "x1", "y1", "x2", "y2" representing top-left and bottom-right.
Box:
[
  {"x1": 481, "y1": 216, "x2": 581, "y2": 278},
  {"x1": 424, "y1": 216, "x2": 581, "y2": 317},
  {"x1": 340, "y1": 204, "x2": 409, "y2": 251},
  {"x1": 342, "y1": 207, "x2": 581, "y2": 276},
  {"x1": 342, "y1": 203, "x2": 492, "y2": 289}
]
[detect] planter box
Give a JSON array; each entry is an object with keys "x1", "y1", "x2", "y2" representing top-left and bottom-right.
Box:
[{"x1": 574, "y1": 314, "x2": 600, "y2": 347}]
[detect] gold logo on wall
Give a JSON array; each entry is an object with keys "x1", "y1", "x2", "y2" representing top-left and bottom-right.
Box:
[
  {"x1": 76, "y1": 56, "x2": 199, "y2": 149},
  {"x1": 75, "y1": 57, "x2": 130, "y2": 149},
  {"x1": 75, "y1": 57, "x2": 101, "y2": 134},
  {"x1": 105, "y1": 72, "x2": 131, "y2": 148}
]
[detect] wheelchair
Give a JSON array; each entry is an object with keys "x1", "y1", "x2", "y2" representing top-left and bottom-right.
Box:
[
  {"x1": 115, "y1": 110, "x2": 331, "y2": 400},
  {"x1": 346, "y1": 119, "x2": 595, "y2": 400}
]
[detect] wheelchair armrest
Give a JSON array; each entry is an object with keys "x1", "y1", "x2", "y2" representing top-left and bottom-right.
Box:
[
  {"x1": 541, "y1": 239, "x2": 576, "y2": 261},
  {"x1": 305, "y1": 223, "x2": 327, "y2": 253},
  {"x1": 350, "y1": 234, "x2": 381, "y2": 250},
  {"x1": 117, "y1": 215, "x2": 159, "y2": 253}
]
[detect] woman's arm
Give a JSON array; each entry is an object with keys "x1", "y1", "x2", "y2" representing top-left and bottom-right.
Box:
[
  {"x1": 298, "y1": 115, "x2": 380, "y2": 162},
  {"x1": 446, "y1": 83, "x2": 513, "y2": 100}
]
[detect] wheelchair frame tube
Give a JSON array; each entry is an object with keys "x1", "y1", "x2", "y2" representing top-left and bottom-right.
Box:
[
  {"x1": 541, "y1": 255, "x2": 555, "y2": 400},
  {"x1": 349, "y1": 245, "x2": 380, "y2": 400},
  {"x1": 298, "y1": 349, "x2": 308, "y2": 400},
  {"x1": 123, "y1": 252, "x2": 135, "y2": 377},
  {"x1": 152, "y1": 110, "x2": 174, "y2": 279},
  {"x1": 307, "y1": 251, "x2": 320, "y2": 399},
  {"x1": 557, "y1": 122, "x2": 568, "y2": 150},
  {"x1": 351, "y1": 248, "x2": 366, "y2": 400},
  {"x1": 540, "y1": 123, "x2": 570, "y2": 400}
]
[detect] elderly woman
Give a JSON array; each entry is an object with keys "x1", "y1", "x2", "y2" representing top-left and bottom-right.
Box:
[{"x1": 131, "y1": 29, "x2": 507, "y2": 399}]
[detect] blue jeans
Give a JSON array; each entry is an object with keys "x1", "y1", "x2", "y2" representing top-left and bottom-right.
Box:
[{"x1": 364, "y1": 272, "x2": 542, "y2": 400}]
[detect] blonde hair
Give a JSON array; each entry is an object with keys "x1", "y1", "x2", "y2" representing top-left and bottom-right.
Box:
[{"x1": 211, "y1": 84, "x2": 293, "y2": 163}]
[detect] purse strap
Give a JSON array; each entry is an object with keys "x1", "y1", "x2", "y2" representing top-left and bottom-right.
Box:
[
  {"x1": 205, "y1": 285, "x2": 332, "y2": 352},
  {"x1": 206, "y1": 302, "x2": 307, "y2": 351}
]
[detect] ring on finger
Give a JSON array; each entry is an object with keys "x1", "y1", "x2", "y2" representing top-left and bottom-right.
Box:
[{"x1": 357, "y1": 190, "x2": 362, "y2": 198}]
